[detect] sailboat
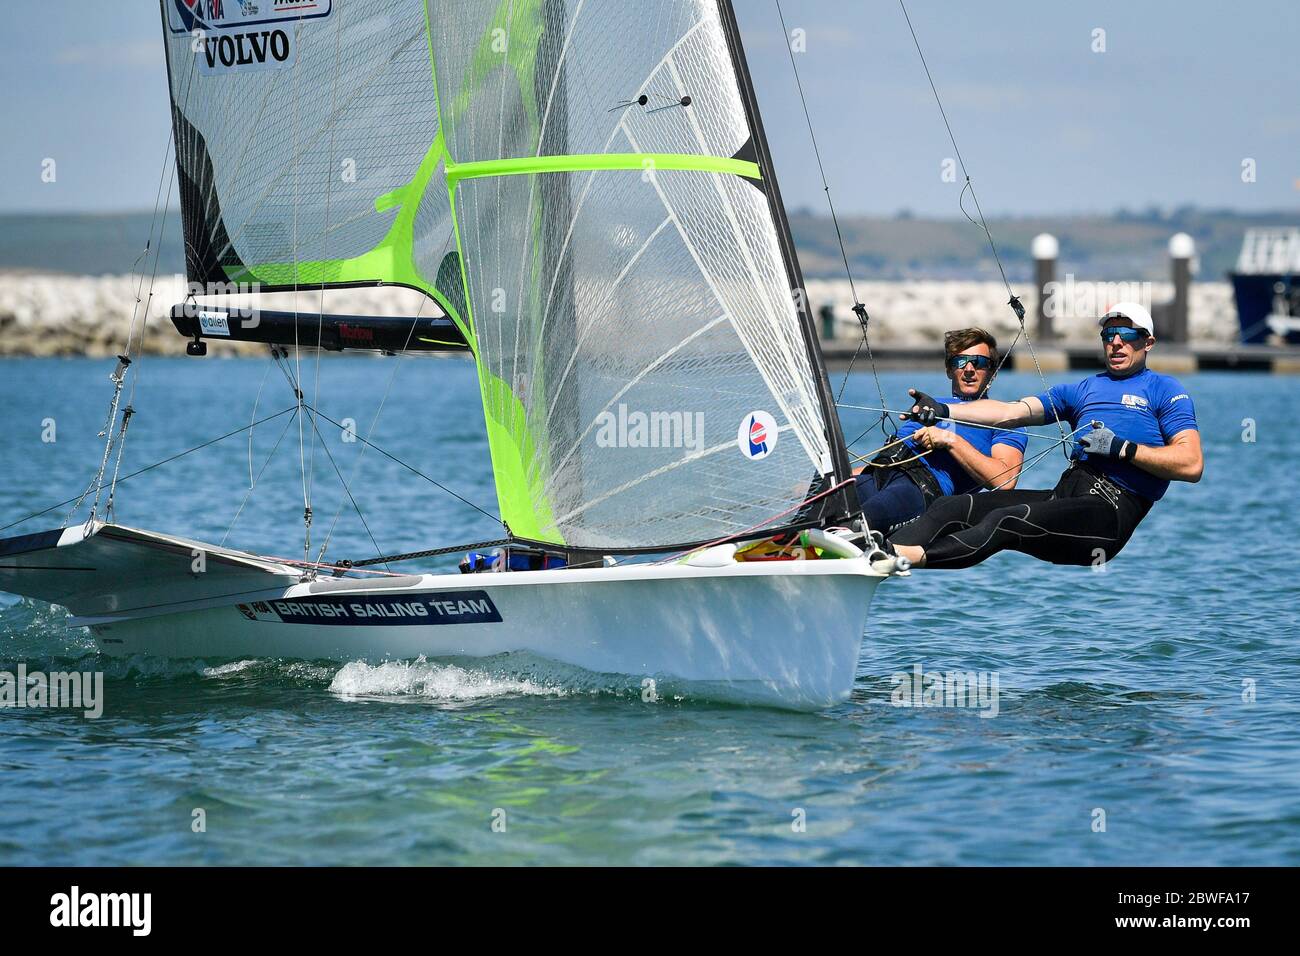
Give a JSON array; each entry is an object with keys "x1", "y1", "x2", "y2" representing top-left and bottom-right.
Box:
[{"x1": 0, "y1": 0, "x2": 908, "y2": 709}]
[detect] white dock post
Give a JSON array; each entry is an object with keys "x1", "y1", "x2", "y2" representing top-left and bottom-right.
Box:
[
  {"x1": 1168, "y1": 232, "x2": 1195, "y2": 345},
  {"x1": 1032, "y1": 232, "x2": 1059, "y2": 341}
]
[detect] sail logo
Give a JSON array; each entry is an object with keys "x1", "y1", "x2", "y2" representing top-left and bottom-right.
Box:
[
  {"x1": 738, "y1": 411, "x2": 778, "y2": 460},
  {"x1": 594, "y1": 404, "x2": 704, "y2": 452},
  {"x1": 198, "y1": 29, "x2": 294, "y2": 75},
  {"x1": 168, "y1": 0, "x2": 333, "y2": 32},
  {"x1": 198, "y1": 311, "x2": 230, "y2": 336},
  {"x1": 168, "y1": 0, "x2": 333, "y2": 76}
]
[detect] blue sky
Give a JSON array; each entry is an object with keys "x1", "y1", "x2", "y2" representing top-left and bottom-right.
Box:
[{"x1": 2, "y1": 0, "x2": 1296, "y2": 216}]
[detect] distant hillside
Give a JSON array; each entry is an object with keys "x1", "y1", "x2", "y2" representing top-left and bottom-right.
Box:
[
  {"x1": 789, "y1": 207, "x2": 1300, "y2": 283},
  {"x1": 0, "y1": 212, "x2": 186, "y2": 278},
  {"x1": 0, "y1": 207, "x2": 1295, "y2": 282}
]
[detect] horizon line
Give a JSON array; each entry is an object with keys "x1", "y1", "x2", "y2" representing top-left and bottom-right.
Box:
[{"x1": 1, "y1": 205, "x2": 1298, "y2": 223}]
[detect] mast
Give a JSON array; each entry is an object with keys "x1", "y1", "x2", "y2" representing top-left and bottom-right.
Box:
[{"x1": 714, "y1": 0, "x2": 859, "y2": 520}]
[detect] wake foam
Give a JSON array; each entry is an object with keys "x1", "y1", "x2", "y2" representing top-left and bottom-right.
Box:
[
  {"x1": 0, "y1": 597, "x2": 94, "y2": 659},
  {"x1": 198, "y1": 659, "x2": 337, "y2": 683},
  {"x1": 328, "y1": 656, "x2": 569, "y2": 702}
]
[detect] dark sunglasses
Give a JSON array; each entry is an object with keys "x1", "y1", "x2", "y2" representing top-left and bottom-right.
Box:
[
  {"x1": 1100, "y1": 326, "x2": 1148, "y2": 344},
  {"x1": 948, "y1": 354, "x2": 992, "y2": 370}
]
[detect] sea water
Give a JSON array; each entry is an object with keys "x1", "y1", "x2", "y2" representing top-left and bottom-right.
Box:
[{"x1": 0, "y1": 357, "x2": 1296, "y2": 865}]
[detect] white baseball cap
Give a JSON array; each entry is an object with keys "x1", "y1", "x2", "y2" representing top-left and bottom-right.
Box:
[{"x1": 1099, "y1": 301, "x2": 1154, "y2": 336}]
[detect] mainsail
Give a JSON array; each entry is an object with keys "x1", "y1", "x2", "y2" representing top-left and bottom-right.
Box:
[{"x1": 162, "y1": 0, "x2": 858, "y2": 551}]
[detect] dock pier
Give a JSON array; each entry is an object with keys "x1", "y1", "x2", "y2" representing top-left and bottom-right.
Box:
[{"x1": 817, "y1": 229, "x2": 1300, "y2": 374}]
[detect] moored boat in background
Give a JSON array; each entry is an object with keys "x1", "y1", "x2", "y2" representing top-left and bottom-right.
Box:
[{"x1": 1230, "y1": 228, "x2": 1300, "y2": 344}]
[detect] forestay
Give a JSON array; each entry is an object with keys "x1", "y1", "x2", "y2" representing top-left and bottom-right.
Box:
[{"x1": 161, "y1": 0, "x2": 856, "y2": 552}]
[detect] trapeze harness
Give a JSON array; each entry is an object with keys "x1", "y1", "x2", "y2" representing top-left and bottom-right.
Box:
[
  {"x1": 853, "y1": 441, "x2": 944, "y2": 536},
  {"x1": 888, "y1": 459, "x2": 1153, "y2": 569},
  {"x1": 870, "y1": 442, "x2": 944, "y2": 501}
]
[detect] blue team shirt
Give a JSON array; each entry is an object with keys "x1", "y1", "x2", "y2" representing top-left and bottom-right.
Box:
[
  {"x1": 898, "y1": 396, "x2": 1029, "y2": 496},
  {"x1": 1036, "y1": 368, "x2": 1198, "y2": 501}
]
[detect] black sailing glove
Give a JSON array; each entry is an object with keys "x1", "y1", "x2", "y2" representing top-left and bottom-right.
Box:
[{"x1": 901, "y1": 388, "x2": 950, "y2": 426}]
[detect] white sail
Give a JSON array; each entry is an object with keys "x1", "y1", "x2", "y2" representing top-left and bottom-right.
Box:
[{"x1": 161, "y1": 0, "x2": 855, "y2": 551}]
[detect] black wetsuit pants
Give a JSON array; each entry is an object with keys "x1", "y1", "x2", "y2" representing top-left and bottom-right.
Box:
[{"x1": 887, "y1": 463, "x2": 1153, "y2": 569}]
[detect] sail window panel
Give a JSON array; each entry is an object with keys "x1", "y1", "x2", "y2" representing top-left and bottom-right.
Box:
[
  {"x1": 454, "y1": 166, "x2": 828, "y2": 549},
  {"x1": 430, "y1": 0, "x2": 750, "y2": 165}
]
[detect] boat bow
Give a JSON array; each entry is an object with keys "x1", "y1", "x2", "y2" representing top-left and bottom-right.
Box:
[{"x1": 0, "y1": 522, "x2": 301, "y2": 620}]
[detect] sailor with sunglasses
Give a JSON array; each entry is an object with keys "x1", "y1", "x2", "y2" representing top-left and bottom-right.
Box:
[
  {"x1": 887, "y1": 302, "x2": 1202, "y2": 570},
  {"x1": 853, "y1": 328, "x2": 1027, "y2": 535}
]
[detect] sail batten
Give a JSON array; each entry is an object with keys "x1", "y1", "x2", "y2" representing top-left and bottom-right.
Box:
[
  {"x1": 162, "y1": 0, "x2": 855, "y2": 552},
  {"x1": 446, "y1": 153, "x2": 761, "y2": 183}
]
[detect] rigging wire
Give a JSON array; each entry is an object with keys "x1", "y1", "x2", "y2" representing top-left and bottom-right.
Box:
[
  {"x1": 343, "y1": 537, "x2": 514, "y2": 570},
  {"x1": 100, "y1": 38, "x2": 202, "y2": 523},
  {"x1": 839, "y1": 403, "x2": 1092, "y2": 493},
  {"x1": 288, "y1": 10, "x2": 312, "y2": 564},
  {"x1": 772, "y1": 0, "x2": 890, "y2": 437},
  {"x1": 121, "y1": 125, "x2": 176, "y2": 362},
  {"x1": 896, "y1": 0, "x2": 1070, "y2": 455},
  {"x1": 298, "y1": 401, "x2": 390, "y2": 571},
  {"x1": 80, "y1": 357, "x2": 130, "y2": 526},
  {"x1": 221, "y1": 406, "x2": 303, "y2": 547},
  {"x1": 247, "y1": 355, "x2": 275, "y2": 489},
  {"x1": 1, "y1": 407, "x2": 299, "y2": 536},
  {"x1": 302, "y1": 3, "x2": 348, "y2": 568},
  {"x1": 262, "y1": 313, "x2": 493, "y2": 567},
  {"x1": 837, "y1": 402, "x2": 1078, "y2": 441},
  {"x1": 654, "y1": 477, "x2": 859, "y2": 566},
  {"x1": 849, "y1": 435, "x2": 935, "y2": 469},
  {"x1": 305, "y1": 404, "x2": 501, "y2": 526},
  {"x1": 981, "y1": 424, "x2": 1092, "y2": 492},
  {"x1": 312, "y1": 293, "x2": 440, "y2": 567}
]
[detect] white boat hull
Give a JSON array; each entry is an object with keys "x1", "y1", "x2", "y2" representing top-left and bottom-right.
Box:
[
  {"x1": 1, "y1": 523, "x2": 889, "y2": 709},
  {"x1": 93, "y1": 562, "x2": 883, "y2": 709}
]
